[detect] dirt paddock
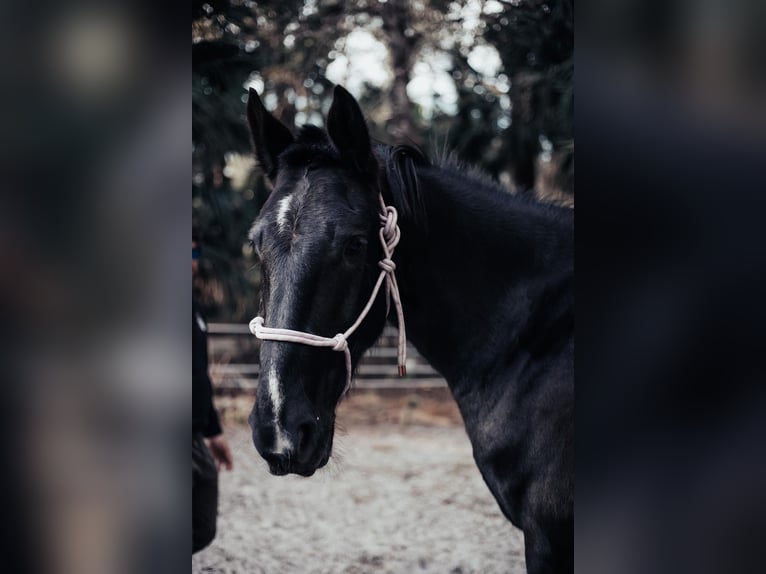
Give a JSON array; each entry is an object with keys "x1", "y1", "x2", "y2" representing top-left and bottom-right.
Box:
[{"x1": 193, "y1": 390, "x2": 525, "y2": 573}]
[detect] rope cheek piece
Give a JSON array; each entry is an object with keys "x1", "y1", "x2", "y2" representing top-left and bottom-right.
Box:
[{"x1": 249, "y1": 194, "x2": 407, "y2": 395}]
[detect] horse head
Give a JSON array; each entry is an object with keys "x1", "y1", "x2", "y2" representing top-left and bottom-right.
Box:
[{"x1": 246, "y1": 85, "x2": 392, "y2": 476}]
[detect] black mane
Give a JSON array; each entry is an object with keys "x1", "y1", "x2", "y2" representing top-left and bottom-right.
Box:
[
  {"x1": 377, "y1": 143, "x2": 429, "y2": 225},
  {"x1": 280, "y1": 126, "x2": 568, "y2": 239},
  {"x1": 374, "y1": 141, "x2": 572, "y2": 257}
]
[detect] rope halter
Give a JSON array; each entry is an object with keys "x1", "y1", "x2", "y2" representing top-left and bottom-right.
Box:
[{"x1": 249, "y1": 193, "x2": 407, "y2": 395}]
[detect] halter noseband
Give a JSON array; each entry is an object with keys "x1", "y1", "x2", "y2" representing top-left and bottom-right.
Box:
[{"x1": 249, "y1": 193, "x2": 407, "y2": 395}]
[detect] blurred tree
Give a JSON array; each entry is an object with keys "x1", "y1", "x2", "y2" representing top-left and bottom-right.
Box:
[
  {"x1": 483, "y1": 0, "x2": 574, "y2": 196},
  {"x1": 192, "y1": 0, "x2": 573, "y2": 321},
  {"x1": 381, "y1": 0, "x2": 421, "y2": 144}
]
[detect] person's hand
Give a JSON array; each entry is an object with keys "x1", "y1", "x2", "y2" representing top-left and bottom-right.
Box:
[{"x1": 205, "y1": 434, "x2": 233, "y2": 471}]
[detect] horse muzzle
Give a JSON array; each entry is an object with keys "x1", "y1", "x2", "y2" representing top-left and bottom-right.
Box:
[{"x1": 248, "y1": 407, "x2": 333, "y2": 476}]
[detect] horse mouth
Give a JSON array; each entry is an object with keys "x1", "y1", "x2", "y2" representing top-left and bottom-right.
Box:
[
  {"x1": 264, "y1": 446, "x2": 331, "y2": 477},
  {"x1": 269, "y1": 466, "x2": 315, "y2": 477},
  {"x1": 267, "y1": 458, "x2": 326, "y2": 477},
  {"x1": 266, "y1": 464, "x2": 292, "y2": 477},
  {"x1": 293, "y1": 466, "x2": 317, "y2": 478}
]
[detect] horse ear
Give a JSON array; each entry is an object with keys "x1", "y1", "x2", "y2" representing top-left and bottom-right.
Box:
[
  {"x1": 247, "y1": 88, "x2": 294, "y2": 181},
  {"x1": 327, "y1": 85, "x2": 376, "y2": 176}
]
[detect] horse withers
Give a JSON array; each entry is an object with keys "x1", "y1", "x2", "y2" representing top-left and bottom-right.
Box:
[{"x1": 245, "y1": 85, "x2": 573, "y2": 573}]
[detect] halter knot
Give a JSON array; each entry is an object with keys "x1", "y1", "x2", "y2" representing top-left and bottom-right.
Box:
[
  {"x1": 378, "y1": 258, "x2": 396, "y2": 272},
  {"x1": 380, "y1": 206, "x2": 398, "y2": 242},
  {"x1": 331, "y1": 333, "x2": 348, "y2": 352}
]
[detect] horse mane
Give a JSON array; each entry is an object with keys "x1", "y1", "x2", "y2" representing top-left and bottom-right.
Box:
[
  {"x1": 377, "y1": 143, "x2": 430, "y2": 227},
  {"x1": 377, "y1": 141, "x2": 569, "y2": 236},
  {"x1": 281, "y1": 126, "x2": 568, "y2": 238},
  {"x1": 431, "y1": 148, "x2": 509, "y2": 193}
]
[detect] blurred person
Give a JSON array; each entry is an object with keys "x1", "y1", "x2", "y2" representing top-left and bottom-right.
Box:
[{"x1": 192, "y1": 234, "x2": 233, "y2": 554}]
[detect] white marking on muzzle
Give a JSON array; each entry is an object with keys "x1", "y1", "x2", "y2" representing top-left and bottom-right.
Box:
[
  {"x1": 276, "y1": 194, "x2": 293, "y2": 233},
  {"x1": 266, "y1": 366, "x2": 293, "y2": 453}
]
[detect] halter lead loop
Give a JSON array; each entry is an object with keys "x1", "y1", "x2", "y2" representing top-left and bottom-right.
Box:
[{"x1": 249, "y1": 194, "x2": 407, "y2": 395}]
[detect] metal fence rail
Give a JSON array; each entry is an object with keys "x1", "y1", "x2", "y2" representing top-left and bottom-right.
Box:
[{"x1": 207, "y1": 323, "x2": 446, "y2": 392}]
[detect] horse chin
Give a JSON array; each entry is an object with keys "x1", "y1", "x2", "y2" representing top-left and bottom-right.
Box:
[
  {"x1": 266, "y1": 456, "x2": 325, "y2": 477},
  {"x1": 281, "y1": 447, "x2": 331, "y2": 477},
  {"x1": 267, "y1": 464, "x2": 291, "y2": 477},
  {"x1": 293, "y1": 459, "x2": 326, "y2": 477}
]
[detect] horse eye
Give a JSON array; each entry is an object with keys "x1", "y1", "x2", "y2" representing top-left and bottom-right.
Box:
[{"x1": 344, "y1": 237, "x2": 367, "y2": 259}]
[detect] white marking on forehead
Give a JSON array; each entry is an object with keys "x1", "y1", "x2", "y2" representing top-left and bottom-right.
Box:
[
  {"x1": 276, "y1": 194, "x2": 293, "y2": 232},
  {"x1": 267, "y1": 366, "x2": 293, "y2": 453}
]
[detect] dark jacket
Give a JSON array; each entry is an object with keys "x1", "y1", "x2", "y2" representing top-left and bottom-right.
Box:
[{"x1": 193, "y1": 299, "x2": 222, "y2": 437}]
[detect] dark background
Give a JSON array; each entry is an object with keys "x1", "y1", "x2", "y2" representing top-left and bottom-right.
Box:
[{"x1": 0, "y1": 1, "x2": 763, "y2": 573}]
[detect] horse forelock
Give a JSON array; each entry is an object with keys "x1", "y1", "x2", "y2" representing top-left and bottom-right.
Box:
[
  {"x1": 279, "y1": 125, "x2": 340, "y2": 170},
  {"x1": 280, "y1": 149, "x2": 339, "y2": 172}
]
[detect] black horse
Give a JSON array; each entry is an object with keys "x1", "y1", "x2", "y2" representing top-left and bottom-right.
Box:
[{"x1": 245, "y1": 85, "x2": 573, "y2": 573}]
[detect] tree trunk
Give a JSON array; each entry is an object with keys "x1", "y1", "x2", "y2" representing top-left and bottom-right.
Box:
[
  {"x1": 508, "y1": 71, "x2": 542, "y2": 192},
  {"x1": 381, "y1": 0, "x2": 420, "y2": 145}
]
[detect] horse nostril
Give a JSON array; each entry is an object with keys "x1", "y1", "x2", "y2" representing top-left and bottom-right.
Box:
[{"x1": 297, "y1": 422, "x2": 315, "y2": 454}]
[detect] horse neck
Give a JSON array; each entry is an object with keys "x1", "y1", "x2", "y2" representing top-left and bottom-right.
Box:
[{"x1": 389, "y1": 163, "x2": 573, "y2": 388}]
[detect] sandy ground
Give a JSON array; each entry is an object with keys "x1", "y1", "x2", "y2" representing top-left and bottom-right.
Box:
[{"x1": 193, "y1": 413, "x2": 525, "y2": 573}]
